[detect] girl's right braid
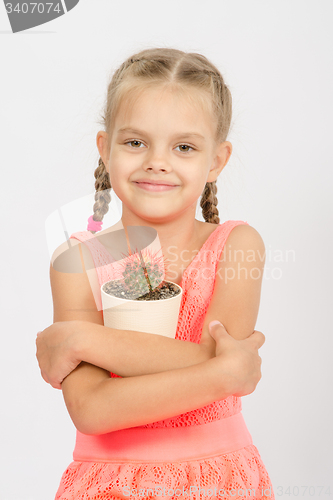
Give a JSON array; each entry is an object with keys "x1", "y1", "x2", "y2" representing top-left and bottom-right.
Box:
[
  {"x1": 200, "y1": 181, "x2": 220, "y2": 225},
  {"x1": 88, "y1": 157, "x2": 112, "y2": 234}
]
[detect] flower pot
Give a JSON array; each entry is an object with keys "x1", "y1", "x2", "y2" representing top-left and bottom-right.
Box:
[{"x1": 101, "y1": 280, "x2": 183, "y2": 338}]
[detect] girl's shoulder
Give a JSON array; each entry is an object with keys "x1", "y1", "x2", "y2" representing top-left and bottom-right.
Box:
[
  {"x1": 200, "y1": 220, "x2": 265, "y2": 257},
  {"x1": 221, "y1": 220, "x2": 264, "y2": 244},
  {"x1": 197, "y1": 219, "x2": 258, "y2": 243},
  {"x1": 217, "y1": 221, "x2": 265, "y2": 262}
]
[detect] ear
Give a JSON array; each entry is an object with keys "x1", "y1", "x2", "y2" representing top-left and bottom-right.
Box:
[
  {"x1": 206, "y1": 141, "x2": 232, "y2": 183},
  {"x1": 96, "y1": 131, "x2": 110, "y2": 172}
]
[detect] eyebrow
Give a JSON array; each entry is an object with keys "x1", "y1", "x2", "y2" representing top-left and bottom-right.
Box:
[{"x1": 116, "y1": 127, "x2": 206, "y2": 141}]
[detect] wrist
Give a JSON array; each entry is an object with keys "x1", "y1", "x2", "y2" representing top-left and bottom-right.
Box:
[
  {"x1": 205, "y1": 356, "x2": 233, "y2": 401},
  {"x1": 71, "y1": 320, "x2": 94, "y2": 363}
]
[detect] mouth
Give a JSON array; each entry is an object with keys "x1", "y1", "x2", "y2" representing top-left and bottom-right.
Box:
[{"x1": 134, "y1": 181, "x2": 179, "y2": 192}]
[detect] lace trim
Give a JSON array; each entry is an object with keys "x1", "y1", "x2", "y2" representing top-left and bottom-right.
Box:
[{"x1": 55, "y1": 444, "x2": 275, "y2": 500}]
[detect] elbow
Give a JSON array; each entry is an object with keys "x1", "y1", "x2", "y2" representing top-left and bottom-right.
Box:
[
  {"x1": 74, "y1": 413, "x2": 97, "y2": 436},
  {"x1": 63, "y1": 392, "x2": 100, "y2": 436},
  {"x1": 75, "y1": 417, "x2": 117, "y2": 437},
  {"x1": 62, "y1": 376, "x2": 119, "y2": 435},
  {"x1": 68, "y1": 395, "x2": 120, "y2": 436},
  {"x1": 76, "y1": 424, "x2": 100, "y2": 436},
  {"x1": 73, "y1": 407, "x2": 102, "y2": 436}
]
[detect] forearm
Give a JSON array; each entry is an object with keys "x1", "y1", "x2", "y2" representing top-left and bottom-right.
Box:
[
  {"x1": 77, "y1": 321, "x2": 213, "y2": 377},
  {"x1": 81, "y1": 356, "x2": 229, "y2": 435}
]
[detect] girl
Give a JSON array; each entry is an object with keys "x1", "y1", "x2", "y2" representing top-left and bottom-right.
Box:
[{"x1": 36, "y1": 47, "x2": 274, "y2": 499}]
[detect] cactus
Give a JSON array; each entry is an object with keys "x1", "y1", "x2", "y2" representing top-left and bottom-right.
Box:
[{"x1": 115, "y1": 246, "x2": 168, "y2": 299}]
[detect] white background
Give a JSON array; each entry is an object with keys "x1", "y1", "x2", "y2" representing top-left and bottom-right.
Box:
[{"x1": 1, "y1": 1, "x2": 332, "y2": 499}]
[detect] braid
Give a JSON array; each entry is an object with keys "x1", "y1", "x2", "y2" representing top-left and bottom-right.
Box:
[
  {"x1": 89, "y1": 157, "x2": 112, "y2": 234},
  {"x1": 200, "y1": 181, "x2": 220, "y2": 224}
]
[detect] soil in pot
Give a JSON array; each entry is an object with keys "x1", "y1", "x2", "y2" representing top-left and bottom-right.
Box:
[{"x1": 102, "y1": 280, "x2": 181, "y2": 301}]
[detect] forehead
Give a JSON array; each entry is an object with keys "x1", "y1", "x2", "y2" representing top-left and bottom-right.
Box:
[{"x1": 114, "y1": 84, "x2": 216, "y2": 137}]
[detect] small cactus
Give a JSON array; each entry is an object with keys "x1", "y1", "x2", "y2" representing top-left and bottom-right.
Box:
[{"x1": 115, "y1": 246, "x2": 167, "y2": 299}]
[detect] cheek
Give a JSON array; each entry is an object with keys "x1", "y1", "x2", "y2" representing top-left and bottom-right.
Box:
[
  {"x1": 181, "y1": 162, "x2": 208, "y2": 184},
  {"x1": 111, "y1": 148, "x2": 139, "y2": 170},
  {"x1": 108, "y1": 161, "x2": 134, "y2": 192}
]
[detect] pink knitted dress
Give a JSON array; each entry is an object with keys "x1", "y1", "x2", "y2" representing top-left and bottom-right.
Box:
[{"x1": 54, "y1": 220, "x2": 275, "y2": 500}]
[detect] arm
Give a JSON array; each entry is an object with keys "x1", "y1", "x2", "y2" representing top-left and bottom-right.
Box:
[
  {"x1": 36, "y1": 318, "x2": 212, "y2": 387},
  {"x1": 61, "y1": 351, "x2": 228, "y2": 435},
  {"x1": 198, "y1": 223, "x2": 266, "y2": 348},
  {"x1": 61, "y1": 321, "x2": 264, "y2": 435},
  {"x1": 76, "y1": 321, "x2": 212, "y2": 377}
]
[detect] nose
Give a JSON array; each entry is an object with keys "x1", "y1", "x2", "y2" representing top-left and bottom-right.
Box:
[{"x1": 142, "y1": 148, "x2": 171, "y2": 174}]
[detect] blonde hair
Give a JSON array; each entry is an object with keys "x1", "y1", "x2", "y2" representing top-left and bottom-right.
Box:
[{"x1": 90, "y1": 47, "x2": 232, "y2": 234}]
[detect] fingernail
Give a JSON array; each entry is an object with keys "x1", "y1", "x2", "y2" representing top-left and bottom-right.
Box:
[
  {"x1": 209, "y1": 320, "x2": 224, "y2": 328},
  {"x1": 36, "y1": 331, "x2": 41, "y2": 336}
]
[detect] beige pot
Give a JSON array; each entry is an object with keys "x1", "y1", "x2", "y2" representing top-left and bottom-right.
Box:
[{"x1": 101, "y1": 281, "x2": 183, "y2": 339}]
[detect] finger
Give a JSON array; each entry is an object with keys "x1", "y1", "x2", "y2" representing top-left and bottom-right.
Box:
[
  {"x1": 50, "y1": 380, "x2": 62, "y2": 390},
  {"x1": 208, "y1": 321, "x2": 228, "y2": 333},
  {"x1": 248, "y1": 330, "x2": 265, "y2": 349},
  {"x1": 41, "y1": 370, "x2": 50, "y2": 384}
]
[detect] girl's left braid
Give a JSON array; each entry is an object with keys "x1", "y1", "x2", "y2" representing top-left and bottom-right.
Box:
[
  {"x1": 200, "y1": 181, "x2": 220, "y2": 224},
  {"x1": 87, "y1": 157, "x2": 112, "y2": 234}
]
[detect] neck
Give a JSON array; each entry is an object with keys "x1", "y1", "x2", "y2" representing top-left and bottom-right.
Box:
[{"x1": 119, "y1": 207, "x2": 203, "y2": 269}]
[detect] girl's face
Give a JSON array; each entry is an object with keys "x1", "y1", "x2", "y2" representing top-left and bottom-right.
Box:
[{"x1": 98, "y1": 85, "x2": 231, "y2": 225}]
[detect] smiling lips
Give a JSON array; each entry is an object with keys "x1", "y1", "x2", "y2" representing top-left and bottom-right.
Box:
[{"x1": 134, "y1": 180, "x2": 179, "y2": 192}]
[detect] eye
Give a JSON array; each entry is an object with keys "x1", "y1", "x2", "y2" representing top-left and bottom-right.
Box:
[
  {"x1": 125, "y1": 140, "x2": 145, "y2": 148},
  {"x1": 124, "y1": 141, "x2": 194, "y2": 152},
  {"x1": 175, "y1": 144, "x2": 194, "y2": 153}
]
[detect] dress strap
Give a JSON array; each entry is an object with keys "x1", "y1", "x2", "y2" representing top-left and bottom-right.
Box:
[{"x1": 210, "y1": 220, "x2": 250, "y2": 261}]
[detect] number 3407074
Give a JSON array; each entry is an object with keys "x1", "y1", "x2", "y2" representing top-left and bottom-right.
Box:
[{"x1": 5, "y1": 3, "x2": 61, "y2": 14}]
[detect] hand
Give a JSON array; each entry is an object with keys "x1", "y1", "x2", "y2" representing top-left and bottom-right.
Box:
[
  {"x1": 208, "y1": 321, "x2": 265, "y2": 398},
  {"x1": 35, "y1": 321, "x2": 84, "y2": 390}
]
